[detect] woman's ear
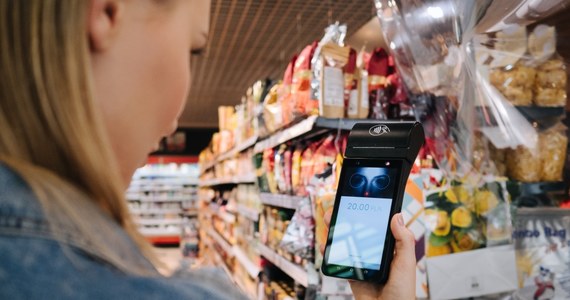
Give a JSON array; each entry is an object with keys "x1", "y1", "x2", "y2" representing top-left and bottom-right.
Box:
[{"x1": 88, "y1": 0, "x2": 123, "y2": 52}]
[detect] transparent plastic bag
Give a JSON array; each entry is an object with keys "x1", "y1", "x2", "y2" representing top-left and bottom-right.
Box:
[
  {"x1": 374, "y1": 0, "x2": 569, "y2": 180},
  {"x1": 279, "y1": 196, "x2": 314, "y2": 259},
  {"x1": 310, "y1": 23, "x2": 347, "y2": 116},
  {"x1": 425, "y1": 179, "x2": 512, "y2": 258}
]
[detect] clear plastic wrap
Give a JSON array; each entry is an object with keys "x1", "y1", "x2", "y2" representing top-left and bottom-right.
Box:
[
  {"x1": 279, "y1": 196, "x2": 314, "y2": 259},
  {"x1": 425, "y1": 179, "x2": 512, "y2": 258},
  {"x1": 310, "y1": 23, "x2": 347, "y2": 117},
  {"x1": 375, "y1": 0, "x2": 569, "y2": 180}
]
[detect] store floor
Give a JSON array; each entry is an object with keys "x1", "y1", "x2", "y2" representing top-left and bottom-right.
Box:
[{"x1": 153, "y1": 246, "x2": 183, "y2": 276}]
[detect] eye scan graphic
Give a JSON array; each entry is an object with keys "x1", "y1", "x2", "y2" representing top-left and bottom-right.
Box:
[{"x1": 327, "y1": 166, "x2": 399, "y2": 270}]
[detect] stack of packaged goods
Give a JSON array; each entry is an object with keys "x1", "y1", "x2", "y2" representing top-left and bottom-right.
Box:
[
  {"x1": 234, "y1": 184, "x2": 261, "y2": 264},
  {"x1": 209, "y1": 190, "x2": 236, "y2": 245},
  {"x1": 481, "y1": 25, "x2": 568, "y2": 186},
  {"x1": 262, "y1": 278, "x2": 305, "y2": 300}
]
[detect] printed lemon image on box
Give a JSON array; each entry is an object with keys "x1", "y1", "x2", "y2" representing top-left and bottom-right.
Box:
[{"x1": 425, "y1": 181, "x2": 511, "y2": 258}]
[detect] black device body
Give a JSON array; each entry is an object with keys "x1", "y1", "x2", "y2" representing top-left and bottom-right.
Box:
[{"x1": 321, "y1": 122, "x2": 424, "y2": 283}]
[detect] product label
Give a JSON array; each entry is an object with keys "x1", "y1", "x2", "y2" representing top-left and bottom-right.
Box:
[
  {"x1": 348, "y1": 90, "x2": 359, "y2": 116},
  {"x1": 360, "y1": 76, "x2": 369, "y2": 109},
  {"x1": 512, "y1": 209, "x2": 570, "y2": 300},
  {"x1": 323, "y1": 66, "x2": 344, "y2": 107}
]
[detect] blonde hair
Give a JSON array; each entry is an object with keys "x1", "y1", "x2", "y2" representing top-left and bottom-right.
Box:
[{"x1": 0, "y1": 0, "x2": 158, "y2": 274}]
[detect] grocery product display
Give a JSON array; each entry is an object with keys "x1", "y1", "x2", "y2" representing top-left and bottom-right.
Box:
[
  {"x1": 193, "y1": 2, "x2": 570, "y2": 299},
  {"x1": 126, "y1": 163, "x2": 199, "y2": 246},
  {"x1": 11, "y1": 0, "x2": 570, "y2": 299}
]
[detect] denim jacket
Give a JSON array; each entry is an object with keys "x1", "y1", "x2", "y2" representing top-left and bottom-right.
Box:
[{"x1": 0, "y1": 165, "x2": 246, "y2": 299}]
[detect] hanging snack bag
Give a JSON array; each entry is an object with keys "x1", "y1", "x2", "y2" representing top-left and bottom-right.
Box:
[
  {"x1": 283, "y1": 144, "x2": 294, "y2": 195},
  {"x1": 262, "y1": 82, "x2": 283, "y2": 134},
  {"x1": 344, "y1": 48, "x2": 359, "y2": 119},
  {"x1": 280, "y1": 56, "x2": 297, "y2": 126},
  {"x1": 291, "y1": 144, "x2": 304, "y2": 195},
  {"x1": 310, "y1": 23, "x2": 348, "y2": 117},
  {"x1": 311, "y1": 135, "x2": 338, "y2": 177},
  {"x1": 318, "y1": 43, "x2": 350, "y2": 118},
  {"x1": 367, "y1": 48, "x2": 390, "y2": 119},
  {"x1": 292, "y1": 42, "x2": 318, "y2": 118},
  {"x1": 263, "y1": 148, "x2": 278, "y2": 194},
  {"x1": 298, "y1": 141, "x2": 321, "y2": 197}
]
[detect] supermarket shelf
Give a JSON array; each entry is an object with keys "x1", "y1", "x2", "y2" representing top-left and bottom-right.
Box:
[
  {"x1": 201, "y1": 136, "x2": 259, "y2": 172},
  {"x1": 254, "y1": 116, "x2": 381, "y2": 153},
  {"x1": 136, "y1": 218, "x2": 184, "y2": 226},
  {"x1": 147, "y1": 236, "x2": 180, "y2": 245},
  {"x1": 218, "y1": 135, "x2": 259, "y2": 161},
  {"x1": 257, "y1": 243, "x2": 308, "y2": 287},
  {"x1": 199, "y1": 174, "x2": 256, "y2": 187},
  {"x1": 259, "y1": 193, "x2": 306, "y2": 210},
  {"x1": 237, "y1": 204, "x2": 259, "y2": 222},
  {"x1": 254, "y1": 116, "x2": 318, "y2": 153},
  {"x1": 184, "y1": 210, "x2": 199, "y2": 217},
  {"x1": 201, "y1": 160, "x2": 217, "y2": 172},
  {"x1": 208, "y1": 228, "x2": 235, "y2": 257},
  {"x1": 212, "y1": 250, "x2": 234, "y2": 283},
  {"x1": 515, "y1": 106, "x2": 565, "y2": 122},
  {"x1": 314, "y1": 117, "x2": 381, "y2": 130},
  {"x1": 138, "y1": 227, "x2": 181, "y2": 237},
  {"x1": 132, "y1": 175, "x2": 199, "y2": 185},
  {"x1": 233, "y1": 273, "x2": 257, "y2": 300},
  {"x1": 215, "y1": 210, "x2": 237, "y2": 224},
  {"x1": 130, "y1": 208, "x2": 182, "y2": 215},
  {"x1": 128, "y1": 196, "x2": 196, "y2": 203},
  {"x1": 233, "y1": 246, "x2": 261, "y2": 278},
  {"x1": 132, "y1": 179, "x2": 199, "y2": 186},
  {"x1": 127, "y1": 187, "x2": 198, "y2": 193},
  {"x1": 211, "y1": 248, "x2": 256, "y2": 300}
]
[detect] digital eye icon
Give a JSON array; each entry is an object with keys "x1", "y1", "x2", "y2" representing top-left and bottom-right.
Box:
[
  {"x1": 349, "y1": 174, "x2": 367, "y2": 196},
  {"x1": 369, "y1": 175, "x2": 390, "y2": 197}
]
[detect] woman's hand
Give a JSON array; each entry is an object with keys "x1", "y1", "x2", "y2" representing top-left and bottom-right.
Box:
[{"x1": 322, "y1": 210, "x2": 416, "y2": 300}]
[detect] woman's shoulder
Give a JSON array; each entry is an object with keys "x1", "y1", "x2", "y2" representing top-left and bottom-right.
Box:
[
  {"x1": 0, "y1": 164, "x2": 45, "y2": 221},
  {"x1": 0, "y1": 235, "x2": 244, "y2": 299},
  {"x1": 0, "y1": 165, "x2": 246, "y2": 299}
]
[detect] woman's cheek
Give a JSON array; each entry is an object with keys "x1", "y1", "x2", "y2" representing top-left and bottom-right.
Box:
[{"x1": 156, "y1": 48, "x2": 191, "y2": 135}]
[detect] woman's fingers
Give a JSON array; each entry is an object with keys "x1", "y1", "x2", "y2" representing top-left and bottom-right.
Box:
[{"x1": 390, "y1": 213, "x2": 416, "y2": 268}]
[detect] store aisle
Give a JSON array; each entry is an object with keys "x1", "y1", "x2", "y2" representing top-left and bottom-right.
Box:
[{"x1": 154, "y1": 246, "x2": 183, "y2": 276}]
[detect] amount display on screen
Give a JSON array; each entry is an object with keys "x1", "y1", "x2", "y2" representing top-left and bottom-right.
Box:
[{"x1": 346, "y1": 202, "x2": 384, "y2": 212}]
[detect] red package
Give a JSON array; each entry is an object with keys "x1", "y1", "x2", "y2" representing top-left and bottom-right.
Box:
[
  {"x1": 283, "y1": 145, "x2": 293, "y2": 194},
  {"x1": 292, "y1": 42, "x2": 318, "y2": 118},
  {"x1": 291, "y1": 144, "x2": 304, "y2": 194},
  {"x1": 263, "y1": 148, "x2": 278, "y2": 194},
  {"x1": 367, "y1": 48, "x2": 390, "y2": 119},
  {"x1": 281, "y1": 55, "x2": 297, "y2": 126},
  {"x1": 298, "y1": 141, "x2": 321, "y2": 196},
  {"x1": 312, "y1": 135, "x2": 338, "y2": 176},
  {"x1": 344, "y1": 48, "x2": 358, "y2": 118}
]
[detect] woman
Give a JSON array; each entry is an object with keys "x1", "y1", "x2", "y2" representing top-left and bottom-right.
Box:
[{"x1": 0, "y1": 0, "x2": 415, "y2": 299}]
